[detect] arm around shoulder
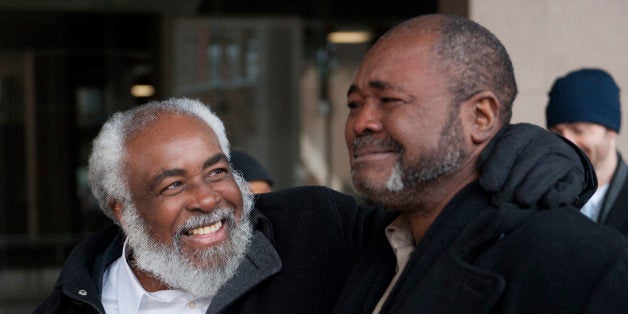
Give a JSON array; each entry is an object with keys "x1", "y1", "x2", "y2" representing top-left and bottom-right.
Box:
[{"x1": 254, "y1": 186, "x2": 391, "y2": 260}]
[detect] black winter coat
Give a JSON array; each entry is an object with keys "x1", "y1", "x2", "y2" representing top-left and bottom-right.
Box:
[{"x1": 334, "y1": 182, "x2": 628, "y2": 313}]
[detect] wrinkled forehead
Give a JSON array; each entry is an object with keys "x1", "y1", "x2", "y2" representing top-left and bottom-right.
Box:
[
  {"x1": 126, "y1": 112, "x2": 219, "y2": 147},
  {"x1": 352, "y1": 34, "x2": 445, "y2": 92},
  {"x1": 359, "y1": 33, "x2": 438, "y2": 72},
  {"x1": 372, "y1": 24, "x2": 440, "y2": 53},
  {"x1": 126, "y1": 108, "x2": 196, "y2": 134},
  {"x1": 127, "y1": 110, "x2": 216, "y2": 139}
]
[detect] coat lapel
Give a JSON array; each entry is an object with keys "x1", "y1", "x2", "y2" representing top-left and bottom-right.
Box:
[
  {"x1": 390, "y1": 252, "x2": 506, "y2": 314},
  {"x1": 383, "y1": 188, "x2": 535, "y2": 313},
  {"x1": 206, "y1": 230, "x2": 282, "y2": 313}
]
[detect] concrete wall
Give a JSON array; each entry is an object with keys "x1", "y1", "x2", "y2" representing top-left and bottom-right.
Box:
[{"x1": 470, "y1": 0, "x2": 628, "y2": 156}]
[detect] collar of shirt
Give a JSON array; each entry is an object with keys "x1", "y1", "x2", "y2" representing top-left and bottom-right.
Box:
[
  {"x1": 581, "y1": 183, "x2": 610, "y2": 222},
  {"x1": 101, "y1": 239, "x2": 212, "y2": 314},
  {"x1": 384, "y1": 215, "x2": 415, "y2": 272},
  {"x1": 373, "y1": 215, "x2": 416, "y2": 313}
]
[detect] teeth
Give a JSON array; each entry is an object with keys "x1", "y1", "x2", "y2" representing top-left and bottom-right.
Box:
[{"x1": 188, "y1": 221, "x2": 222, "y2": 235}]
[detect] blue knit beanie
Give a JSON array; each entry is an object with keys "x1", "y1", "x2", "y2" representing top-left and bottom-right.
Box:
[{"x1": 546, "y1": 68, "x2": 621, "y2": 133}]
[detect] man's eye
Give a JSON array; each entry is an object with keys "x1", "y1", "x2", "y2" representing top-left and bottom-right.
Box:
[
  {"x1": 167, "y1": 181, "x2": 182, "y2": 189},
  {"x1": 573, "y1": 128, "x2": 585, "y2": 135},
  {"x1": 206, "y1": 168, "x2": 228, "y2": 181},
  {"x1": 347, "y1": 102, "x2": 359, "y2": 109},
  {"x1": 212, "y1": 168, "x2": 226, "y2": 175},
  {"x1": 162, "y1": 181, "x2": 184, "y2": 194},
  {"x1": 381, "y1": 97, "x2": 402, "y2": 104}
]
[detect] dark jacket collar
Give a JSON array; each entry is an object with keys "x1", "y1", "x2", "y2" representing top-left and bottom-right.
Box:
[
  {"x1": 53, "y1": 224, "x2": 123, "y2": 313},
  {"x1": 207, "y1": 229, "x2": 282, "y2": 313}
]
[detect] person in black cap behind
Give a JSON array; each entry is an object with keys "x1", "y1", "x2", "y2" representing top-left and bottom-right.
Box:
[
  {"x1": 546, "y1": 68, "x2": 628, "y2": 236},
  {"x1": 230, "y1": 150, "x2": 274, "y2": 194}
]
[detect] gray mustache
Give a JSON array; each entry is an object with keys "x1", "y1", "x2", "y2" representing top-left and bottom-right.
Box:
[{"x1": 353, "y1": 135, "x2": 403, "y2": 154}]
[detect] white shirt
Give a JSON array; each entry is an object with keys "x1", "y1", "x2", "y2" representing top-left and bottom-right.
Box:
[
  {"x1": 580, "y1": 183, "x2": 609, "y2": 223},
  {"x1": 101, "y1": 240, "x2": 212, "y2": 314}
]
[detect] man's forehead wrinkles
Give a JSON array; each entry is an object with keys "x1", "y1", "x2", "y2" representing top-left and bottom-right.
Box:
[
  {"x1": 348, "y1": 80, "x2": 403, "y2": 95},
  {"x1": 369, "y1": 80, "x2": 414, "y2": 97},
  {"x1": 149, "y1": 153, "x2": 226, "y2": 179}
]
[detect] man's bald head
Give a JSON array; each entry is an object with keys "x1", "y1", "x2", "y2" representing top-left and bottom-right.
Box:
[{"x1": 378, "y1": 14, "x2": 517, "y2": 125}]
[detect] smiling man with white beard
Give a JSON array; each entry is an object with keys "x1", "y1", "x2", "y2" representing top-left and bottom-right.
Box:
[
  {"x1": 107, "y1": 110, "x2": 254, "y2": 301},
  {"x1": 35, "y1": 98, "x2": 264, "y2": 313}
]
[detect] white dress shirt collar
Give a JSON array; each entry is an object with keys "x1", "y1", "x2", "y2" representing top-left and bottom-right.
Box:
[{"x1": 102, "y1": 239, "x2": 212, "y2": 313}]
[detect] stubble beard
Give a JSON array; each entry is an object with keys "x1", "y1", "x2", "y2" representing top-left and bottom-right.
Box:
[{"x1": 353, "y1": 111, "x2": 467, "y2": 211}]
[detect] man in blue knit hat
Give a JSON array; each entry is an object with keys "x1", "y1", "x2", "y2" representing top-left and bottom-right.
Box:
[
  {"x1": 547, "y1": 68, "x2": 628, "y2": 236},
  {"x1": 230, "y1": 150, "x2": 274, "y2": 194}
]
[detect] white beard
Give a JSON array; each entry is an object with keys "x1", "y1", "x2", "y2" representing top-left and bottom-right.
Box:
[
  {"x1": 386, "y1": 163, "x2": 405, "y2": 192},
  {"x1": 119, "y1": 175, "x2": 254, "y2": 298}
]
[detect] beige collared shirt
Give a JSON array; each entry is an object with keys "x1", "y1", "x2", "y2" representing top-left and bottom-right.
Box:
[{"x1": 373, "y1": 215, "x2": 416, "y2": 313}]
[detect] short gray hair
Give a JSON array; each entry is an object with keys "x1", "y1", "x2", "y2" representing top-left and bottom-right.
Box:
[
  {"x1": 87, "y1": 98, "x2": 231, "y2": 221},
  {"x1": 382, "y1": 14, "x2": 517, "y2": 125}
]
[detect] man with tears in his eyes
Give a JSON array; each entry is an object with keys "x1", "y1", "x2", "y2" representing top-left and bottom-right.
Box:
[
  {"x1": 35, "y1": 90, "x2": 599, "y2": 313},
  {"x1": 333, "y1": 14, "x2": 628, "y2": 313}
]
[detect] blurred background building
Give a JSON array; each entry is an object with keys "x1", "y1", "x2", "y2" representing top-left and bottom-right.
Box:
[{"x1": 0, "y1": 0, "x2": 626, "y2": 312}]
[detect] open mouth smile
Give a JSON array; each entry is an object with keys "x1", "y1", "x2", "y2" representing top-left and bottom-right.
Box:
[
  {"x1": 181, "y1": 219, "x2": 229, "y2": 248},
  {"x1": 185, "y1": 220, "x2": 223, "y2": 236}
]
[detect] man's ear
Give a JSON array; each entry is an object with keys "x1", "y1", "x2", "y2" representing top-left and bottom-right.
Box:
[
  {"x1": 110, "y1": 199, "x2": 124, "y2": 223},
  {"x1": 463, "y1": 91, "x2": 501, "y2": 144}
]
